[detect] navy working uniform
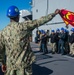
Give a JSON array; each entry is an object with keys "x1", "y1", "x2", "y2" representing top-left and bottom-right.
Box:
[{"x1": 58, "y1": 28, "x2": 65, "y2": 55}]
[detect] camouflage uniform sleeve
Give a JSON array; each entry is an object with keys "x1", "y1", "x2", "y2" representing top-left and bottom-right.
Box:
[
  {"x1": 0, "y1": 32, "x2": 5, "y2": 65},
  {"x1": 23, "y1": 12, "x2": 56, "y2": 30}
]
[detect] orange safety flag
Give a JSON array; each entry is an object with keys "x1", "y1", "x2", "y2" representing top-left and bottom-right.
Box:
[{"x1": 59, "y1": 9, "x2": 74, "y2": 27}]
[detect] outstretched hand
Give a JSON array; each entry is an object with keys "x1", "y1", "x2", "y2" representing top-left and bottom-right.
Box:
[{"x1": 55, "y1": 9, "x2": 60, "y2": 14}]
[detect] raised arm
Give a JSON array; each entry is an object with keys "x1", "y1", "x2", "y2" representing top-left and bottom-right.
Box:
[{"x1": 23, "y1": 9, "x2": 60, "y2": 30}]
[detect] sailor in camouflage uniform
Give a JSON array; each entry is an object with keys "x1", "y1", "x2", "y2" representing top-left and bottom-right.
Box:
[{"x1": 0, "y1": 6, "x2": 60, "y2": 75}]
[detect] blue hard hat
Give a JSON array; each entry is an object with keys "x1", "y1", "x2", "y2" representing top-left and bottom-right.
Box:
[
  {"x1": 72, "y1": 29, "x2": 74, "y2": 32},
  {"x1": 71, "y1": 28, "x2": 74, "y2": 32},
  {"x1": 51, "y1": 30, "x2": 55, "y2": 32},
  {"x1": 40, "y1": 30, "x2": 44, "y2": 34},
  {"x1": 7, "y1": 5, "x2": 19, "y2": 18},
  {"x1": 56, "y1": 28, "x2": 60, "y2": 31},
  {"x1": 65, "y1": 29, "x2": 69, "y2": 33},
  {"x1": 64, "y1": 29, "x2": 67, "y2": 32},
  {"x1": 61, "y1": 27, "x2": 64, "y2": 30},
  {"x1": 43, "y1": 31, "x2": 46, "y2": 34}
]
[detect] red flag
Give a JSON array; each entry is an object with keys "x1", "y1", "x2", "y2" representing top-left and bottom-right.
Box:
[{"x1": 59, "y1": 9, "x2": 74, "y2": 27}]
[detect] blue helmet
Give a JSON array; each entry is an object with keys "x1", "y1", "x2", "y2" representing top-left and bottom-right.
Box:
[
  {"x1": 40, "y1": 30, "x2": 46, "y2": 34},
  {"x1": 71, "y1": 28, "x2": 74, "y2": 32},
  {"x1": 7, "y1": 5, "x2": 19, "y2": 18},
  {"x1": 73, "y1": 28, "x2": 74, "y2": 31},
  {"x1": 43, "y1": 31, "x2": 46, "y2": 34},
  {"x1": 56, "y1": 28, "x2": 60, "y2": 31},
  {"x1": 64, "y1": 29, "x2": 67, "y2": 32},
  {"x1": 51, "y1": 30, "x2": 55, "y2": 32},
  {"x1": 40, "y1": 30, "x2": 44, "y2": 34},
  {"x1": 61, "y1": 27, "x2": 64, "y2": 31}
]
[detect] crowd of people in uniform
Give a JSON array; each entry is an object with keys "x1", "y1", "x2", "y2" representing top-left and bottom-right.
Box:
[{"x1": 35, "y1": 27, "x2": 74, "y2": 57}]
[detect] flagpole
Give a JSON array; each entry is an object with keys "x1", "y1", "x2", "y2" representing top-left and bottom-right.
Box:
[{"x1": 46, "y1": 22, "x2": 65, "y2": 25}]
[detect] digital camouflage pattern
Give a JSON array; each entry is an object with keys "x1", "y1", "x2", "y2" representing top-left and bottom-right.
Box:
[{"x1": 0, "y1": 13, "x2": 56, "y2": 75}]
